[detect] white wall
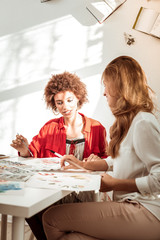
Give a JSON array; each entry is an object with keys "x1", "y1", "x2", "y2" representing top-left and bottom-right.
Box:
[{"x1": 0, "y1": 0, "x2": 160, "y2": 155}]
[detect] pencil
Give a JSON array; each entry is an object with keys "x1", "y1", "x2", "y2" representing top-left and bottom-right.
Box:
[
  {"x1": 49, "y1": 150, "x2": 90, "y2": 172},
  {"x1": 50, "y1": 150, "x2": 63, "y2": 158},
  {"x1": 17, "y1": 133, "x2": 34, "y2": 157}
]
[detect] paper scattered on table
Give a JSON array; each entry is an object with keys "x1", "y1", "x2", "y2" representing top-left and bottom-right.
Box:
[
  {"x1": 0, "y1": 157, "x2": 101, "y2": 192},
  {"x1": 21, "y1": 157, "x2": 61, "y2": 171},
  {"x1": 0, "y1": 159, "x2": 34, "y2": 182},
  {"x1": 26, "y1": 172, "x2": 101, "y2": 191},
  {"x1": 0, "y1": 180, "x2": 24, "y2": 194}
]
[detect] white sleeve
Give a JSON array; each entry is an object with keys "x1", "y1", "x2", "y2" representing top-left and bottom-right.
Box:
[
  {"x1": 133, "y1": 116, "x2": 160, "y2": 196},
  {"x1": 105, "y1": 156, "x2": 113, "y2": 171}
]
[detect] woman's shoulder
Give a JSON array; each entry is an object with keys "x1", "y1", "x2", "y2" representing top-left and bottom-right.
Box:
[
  {"x1": 135, "y1": 112, "x2": 159, "y2": 124},
  {"x1": 133, "y1": 111, "x2": 160, "y2": 131},
  {"x1": 41, "y1": 116, "x2": 64, "y2": 129},
  {"x1": 32, "y1": 117, "x2": 64, "y2": 139},
  {"x1": 80, "y1": 112, "x2": 104, "y2": 127}
]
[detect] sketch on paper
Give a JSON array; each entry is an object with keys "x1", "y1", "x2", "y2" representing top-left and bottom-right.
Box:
[
  {"x1": 21, "y1": 157, "x2": 61, "y2": 171},
  {"x1": 26, "y1": 172, "x2": 101, "y2": 191},
  {"x1": 0, "y1": 159, "x2": 33, "y2": 181},
  {"x1": 0, "y1": 158, "x2": 101, "y2": 192}
]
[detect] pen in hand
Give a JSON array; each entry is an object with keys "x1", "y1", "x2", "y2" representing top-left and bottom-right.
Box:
[
  {"x1": 50, "y1": 150, "x2": 62, "y2": 158},
  {"x1": 50, "y1": 150, "x2": 90, "y2": 172},
  {"x1": 17, "y1": 133, "x2": 34, "y2": 157}
]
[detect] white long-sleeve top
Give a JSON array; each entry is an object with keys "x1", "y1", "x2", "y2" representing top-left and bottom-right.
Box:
[{"x1": 105, "y1": 111, "x2": 160, "y2": 220}]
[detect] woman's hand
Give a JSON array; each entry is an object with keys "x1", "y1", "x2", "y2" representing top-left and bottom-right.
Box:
[
  {"x1": 61, "y1": 155, "x2": 108, "y2": 171},
  {"x1": 83, "y1": 154, "x2": 102, "y2": 162},
  {"x1": 60, "y1": 155, "x2": 83, "y2": 170},
  {"x1": 100, "y1": 173, "x2": 115, "y2": 192},
  {"x1": 100, "y1": 173, "x2": 139, "y2": 193},
  {"x1": 10, "y1": 134, "x2": 30, "y2": 157}
]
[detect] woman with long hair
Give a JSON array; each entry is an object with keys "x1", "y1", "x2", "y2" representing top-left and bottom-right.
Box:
[{"x1": 42, "y1": 56, "x2": 160, "y2": 240}]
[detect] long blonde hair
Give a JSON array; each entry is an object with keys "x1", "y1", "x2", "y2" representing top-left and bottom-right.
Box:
[{"x1": 102, "y1": 56, "x2": 155, "y2": 158}]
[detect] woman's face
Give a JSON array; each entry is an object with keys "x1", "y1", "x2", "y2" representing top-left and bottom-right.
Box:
[
  {"x1": 103, "y1": 81, "x2": 118, "y2": 108},
  {"x1": 54, "y1": 91, "x2": 79, "y2": 118}
]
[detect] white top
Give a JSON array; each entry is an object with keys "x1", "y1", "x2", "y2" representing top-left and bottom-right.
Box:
[
  {"x1": 105, "y1": 112, "x2": 160, "y2": 220},
  {"x1": 66, "y1": 137, "x2": 85, "y2": 161}
]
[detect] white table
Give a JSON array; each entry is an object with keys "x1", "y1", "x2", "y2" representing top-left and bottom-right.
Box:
[
  {"x1": 0, "y1": 156, "x2": 101, "y2": 239},
  {"x1": 0, "y1": 187, "x2": 71, "y2": 240}
]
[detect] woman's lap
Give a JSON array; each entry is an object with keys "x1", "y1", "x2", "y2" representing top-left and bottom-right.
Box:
[
  {"x1": 43, "y1": 201, "x2": 160, "y2": 240},
  {"x1": 25, "y1": 191, "x2": 93, "y2": 239}
]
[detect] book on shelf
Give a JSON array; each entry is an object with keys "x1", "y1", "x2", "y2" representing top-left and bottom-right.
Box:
[
  {"x1": 133, "y1": 7, "x2": 160, "y2": 39},
  {"x1": 86, "y1": 0, "x2": 126, "y2": 24}
]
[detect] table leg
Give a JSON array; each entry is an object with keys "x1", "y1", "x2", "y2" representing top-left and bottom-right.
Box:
[
  {"x1": 1, "y1": 214, "x2": 7, "y2": 240},
  {"x1": 12, "y1": 216, "x2": 25, "y2": 240},
  {"x1": 93, "y1": 190, "x2": 99, "y2": 202}
]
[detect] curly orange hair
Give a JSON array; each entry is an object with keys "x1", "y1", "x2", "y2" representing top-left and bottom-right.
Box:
[{"x1": 44, "y1": 71, "x2": 88, "y2": 113}]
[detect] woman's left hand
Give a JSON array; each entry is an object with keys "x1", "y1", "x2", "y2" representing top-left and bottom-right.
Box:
[
  {"x1": 100, "y1": 173, "x2": 115, "y2": 192},
  {"x1": 100, "y1": 173, "x2": 139, "y2": 193},
  {"x1": 83, "y1": 154, "x2": 101, "y2": 162}
]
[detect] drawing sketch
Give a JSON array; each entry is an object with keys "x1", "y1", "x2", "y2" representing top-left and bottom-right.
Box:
[{"x1": 26, "y1": 172, "x2": 101, "y2": 191}]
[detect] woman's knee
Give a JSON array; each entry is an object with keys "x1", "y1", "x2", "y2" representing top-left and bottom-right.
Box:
[
  {"x1": 42, "y1": 207, "x2": 54, "y2": 227},
  {"x1": 42, "y1": 205, "x2": 62, "y2": 227}
]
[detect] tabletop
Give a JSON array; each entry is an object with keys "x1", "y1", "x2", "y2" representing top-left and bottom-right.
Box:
[{"x1": 0, "y1": 187, "x2": 71, "y2": 218}]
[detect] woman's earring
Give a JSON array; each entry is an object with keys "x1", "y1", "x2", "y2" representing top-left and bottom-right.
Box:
[
  {"x1": 53, "y1": 107, "x2": 59, "y2": 115},
  {"x1": 77, "y1": 101, "x2": 80, "y2": 110}
]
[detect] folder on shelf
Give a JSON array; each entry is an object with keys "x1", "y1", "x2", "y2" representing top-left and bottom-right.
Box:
[
  {"x1": 86, "y1": 0, "x2": 126, "y2": 23},
  {"x1": 133, "y1": 7, "x2": 160, "y2": 39}
]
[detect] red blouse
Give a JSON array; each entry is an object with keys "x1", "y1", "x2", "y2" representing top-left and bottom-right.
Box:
[{"x1": 29, "y1": 113, "x2": 108, "y2": 159}]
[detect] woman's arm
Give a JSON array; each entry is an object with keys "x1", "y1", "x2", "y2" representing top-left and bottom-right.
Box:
[
  {"x1": 10, "y1": 134, "x2": 30, "y2": 157},
  {"x1": 133, "y1": 116, "x2": 160, "y2": 196},
  {"x1": 100, "y1": 173, "x2": 139, "y2": 192},
  {"x1": 61, "y1": 154, "x2": 108, "y2": 171},
  {"x1": 84, "y1": 159, "x2": 108, "y2": 171}
]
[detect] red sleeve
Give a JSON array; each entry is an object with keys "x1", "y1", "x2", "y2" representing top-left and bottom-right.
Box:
[
  {"x1": 98, "y1": 125, "x2": 108, "y2": 158},
  {"x1": 29, "y1": 119, "x2": 66, "y2": 158},
  {"x1": 83, "y1": 117, "x2": 108, "y2": 158}
]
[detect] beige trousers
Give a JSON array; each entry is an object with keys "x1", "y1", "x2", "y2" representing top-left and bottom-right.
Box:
[{"x1": 42, "y1": 201, "x2": 160, "y2": 240}]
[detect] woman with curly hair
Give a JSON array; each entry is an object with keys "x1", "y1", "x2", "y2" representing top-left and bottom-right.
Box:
[
  {"x1": 11, "y1": 71, "x2": 107, "y2": 160},
  {"x1": 11, "y1": 71, "x2": 108, "y2": 240},
  {"x1": 42, "y1": 56, "x2": 160, "y2": 240}
]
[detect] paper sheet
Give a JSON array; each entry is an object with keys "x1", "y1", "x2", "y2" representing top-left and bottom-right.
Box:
[{"x1": 26, "y1": 172, "x2": 101, "y2": 191}]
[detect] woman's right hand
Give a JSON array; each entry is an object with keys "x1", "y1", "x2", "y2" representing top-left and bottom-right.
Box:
[
  {"x1": 60, "y1": 155, "x2": 83, "y2": 170},
  {"x1": 10, "y1": 134, "x2": 30, "y2": 157}
]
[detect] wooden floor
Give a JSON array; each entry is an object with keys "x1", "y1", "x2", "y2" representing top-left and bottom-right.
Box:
[{"x1": 0, "y1": 221, "x2": 35, "y2": 240}]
